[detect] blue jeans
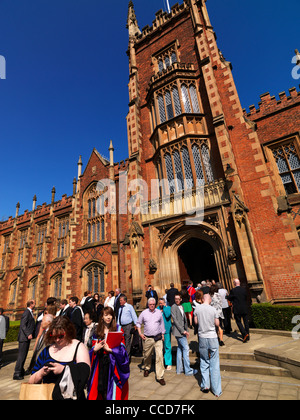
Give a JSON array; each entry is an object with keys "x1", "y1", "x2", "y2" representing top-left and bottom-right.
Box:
[
  {"x1": 176, "y1": 336, "x2": 193, "y2": 375},
  {"x1": 199, "y1": 337, "x2": 222, "y2": 396}
]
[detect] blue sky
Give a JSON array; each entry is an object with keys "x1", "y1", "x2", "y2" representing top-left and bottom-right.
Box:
[{"x1": 0, "y1": 0, "x2": 299, "y2": 220}]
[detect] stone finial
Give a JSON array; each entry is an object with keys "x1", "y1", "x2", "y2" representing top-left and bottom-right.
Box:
[
  {"x1": 127, "y1": 1, "x2": 141, "y2": 38},
  {"x1": 32, "y1": 195, "x2": 37, "y2": 211},
  {"x1": 78, "y1": 155, "x2": 83, "y2": 179},
  {"x1": 15, "y1": 202, "x2": 20, "y2": 218},
  {"x1": 73, "y1": 177, "x2": 77, "y2": 196},
  {"x1": 109, "y1": 140, "x2": 114, "y2": 166},
  {"x1": 51, "y1": 187, "x2": 56, "y2": 205}
]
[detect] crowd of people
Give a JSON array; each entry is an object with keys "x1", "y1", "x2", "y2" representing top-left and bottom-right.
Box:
[{"x1": 0, "y1": 278, "x2": 249, "y2": 400}]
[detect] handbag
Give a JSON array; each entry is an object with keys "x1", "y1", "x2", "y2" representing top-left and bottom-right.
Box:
[{"x1": 19, "y1": 383, "x2": 55, "y2": 400}]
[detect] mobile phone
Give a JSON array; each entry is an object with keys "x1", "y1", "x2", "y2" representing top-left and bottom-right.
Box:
[{"x1": 44, "y1": 362, "x2": 53, "y2": 368}]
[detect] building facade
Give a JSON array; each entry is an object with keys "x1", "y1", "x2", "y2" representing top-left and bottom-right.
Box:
[{"x1": 0, "y1": 1, "x2": 300, "y2": 319}]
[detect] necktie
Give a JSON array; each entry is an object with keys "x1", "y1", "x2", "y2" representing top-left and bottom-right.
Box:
[{"x1": 119, "y1": 306, "x2": 124, "y2": 326}]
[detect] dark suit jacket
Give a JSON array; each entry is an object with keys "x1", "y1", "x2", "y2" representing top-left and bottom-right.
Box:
[
  {"x1": 145, "y1": 289, "x2": 158, "y2": 305},
  {"x1": 227, "y1": 286, "x2": 248, "y2": 315},
  {"x1": 18, "y1": 308, "x2": 35, "y2": 343},
  {"x1": 166, "y1": 287, "x2": 178, "y2": 307},
  {"x1": 70, "y1": 306, "x2": 84, "y2": 341},
  {"x1": 114, "y1": 294, "x2": 122, "y2": 319}
]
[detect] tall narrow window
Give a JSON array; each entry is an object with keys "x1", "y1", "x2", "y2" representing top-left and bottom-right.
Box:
[
  {"x1": 165, "y1": 153, "x2": 175, "y2": 194},
  {"x1": 181, "y1": 84, "x2": 192, "y2": 113},
  {"x1": 192, "y1": 144, "x2": 205, "y2": 183},
  {"x1": 157, "y1": 94, "x2": 166, "y2": 123},
  {"x1": 17, "y1": 229, "x2": 27, "y2": 267},
  {"x1": 36, "y1": 223, "x2": 47, "y2": 263},
  {"x1": 189, "y1": 85, "x2": 200, "y2": 113},
  {"x1": 182, "y1": 147, "x2": 194, "y2": 188},
  {"x1": 28, "y1": 277, "x2": 38, "y2": 301},
  {"x1": 171, "y1": 51, "x2": 177, "y2": 64},
  {"x1": 9, "y1": 280, "x2": 18, "y2": 304},
  {"x1": 172, "y1": 86, "x2": 182, "y2": 116},
  {"x1": 165, "y1": 90, "x2": 174, "y2": 120},
  {"x1": 86, "y1": 265, "x2": 105, "y2": 294},
  {"x1": 173, "y1": 150, "x2": 184, "y2": 191},
  {"x1": 158, "y1": 60, "x2": 164, "y2": 73},
  {"x1": 87, "y1": 197, "x2": 105, "y2": 244},
  {"x1": 272, "y1": 141, "x2": 300, "y2": 194},
  {"x1": 57, "y1": 217, "x2": 69, "y2": 259},
  {"x1": 52, "y1": 274, "x2": 62, "y2": 298}
]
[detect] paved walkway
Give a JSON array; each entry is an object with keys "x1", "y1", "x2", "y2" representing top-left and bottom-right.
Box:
[{"x1": 0, "y1": 327, "x2": 299, "y2": 400}]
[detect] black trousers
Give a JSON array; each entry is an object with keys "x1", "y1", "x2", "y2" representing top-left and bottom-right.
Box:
[
  {"x1": 14, "y1": 341, "x2": 30, "y2": 376},
  {"x1": 234, "y1": 313, "x2": 249, "y2": 339},
  {"x1": 221, "y1": 307, "x2": 232, "y2": 334}
]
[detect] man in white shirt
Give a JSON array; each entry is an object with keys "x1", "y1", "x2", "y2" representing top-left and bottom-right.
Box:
[
  {"x1": 194, "y1": 294, "x2": 222, "y2": 397},
  {"x1": 217, "y1": 282, "x2": 232, "y2": 334}
]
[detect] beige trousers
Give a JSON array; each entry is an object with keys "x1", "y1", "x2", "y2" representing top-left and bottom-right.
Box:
[{"x1": 143, "y1": 337, "x2": 165, "y2": 380}]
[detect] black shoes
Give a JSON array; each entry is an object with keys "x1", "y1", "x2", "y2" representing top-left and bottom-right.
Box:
[{"x1": 13, "y1": 375, "x2": 24, "y2": 380}]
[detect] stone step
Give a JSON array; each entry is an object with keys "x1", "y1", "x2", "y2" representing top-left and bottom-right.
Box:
[
  {"x1": 132, "y1": 350, "x2": 292, "y2": 379},
  {"x1": 219, "y1": 352, "x2": 255, "y2": 361},
  {"x1": 220, "y1": 359, "x2": 292, "y2": 378}
]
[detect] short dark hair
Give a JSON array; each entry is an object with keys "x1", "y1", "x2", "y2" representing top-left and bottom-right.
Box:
[
  {"x1": 69, "y1": 296, "x2": 79, "y2": 305},
  {"x1": 47, "y1": 297, "x2": 57, "y2": 306},
  {"x1": 0, "y1": 308, "x2": 4, "y2": 315}
]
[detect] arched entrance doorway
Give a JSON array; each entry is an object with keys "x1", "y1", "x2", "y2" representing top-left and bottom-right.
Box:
[
  {"x1": 178, "y1": 238, "x2": 219, "y2": 286},
  {"x1": 158, "y1": 221, "x2": 233, "y2": 295}
]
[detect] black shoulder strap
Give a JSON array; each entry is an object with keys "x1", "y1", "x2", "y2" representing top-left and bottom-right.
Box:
[{"x1": 73, "y1": 341, "x2": 81, "y2": 363}]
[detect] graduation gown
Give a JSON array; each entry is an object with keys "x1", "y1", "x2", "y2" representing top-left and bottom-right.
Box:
[{"x1": 87, "y1": 337, "x2": 130, "y2": 401}]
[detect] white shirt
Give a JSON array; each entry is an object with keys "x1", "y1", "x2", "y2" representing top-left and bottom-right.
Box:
[
  {"x1": 178, "y1": 305, "x2": 185, "y2": 318},
  {"x1": 104, "y1": 296, "x2": 115, "y2": 309},
  {"x1": 218, "y1": 288, "x2": 229, "y2": 309}
]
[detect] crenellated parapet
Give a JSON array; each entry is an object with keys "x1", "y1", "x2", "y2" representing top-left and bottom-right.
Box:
[{"x1": 244, "y1": 86, "x2": 300, "y2": 120}]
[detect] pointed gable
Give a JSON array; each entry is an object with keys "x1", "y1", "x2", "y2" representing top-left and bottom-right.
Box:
[{"x1": 80, "y1": 148, "x2": 110, "y2": 197}]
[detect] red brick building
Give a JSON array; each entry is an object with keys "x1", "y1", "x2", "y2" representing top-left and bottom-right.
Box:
[{"x1": 0, "y1": 1, "x2": 299, "y2": 318}]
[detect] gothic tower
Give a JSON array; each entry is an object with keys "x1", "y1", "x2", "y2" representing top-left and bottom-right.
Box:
[{"x1": 125, "y1": 0, "x2": 300, "y2": 306}]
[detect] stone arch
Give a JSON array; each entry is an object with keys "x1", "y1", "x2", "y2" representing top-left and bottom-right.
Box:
[{"x1": 157, "y1": 221, "x2": 231, "y2": 294}]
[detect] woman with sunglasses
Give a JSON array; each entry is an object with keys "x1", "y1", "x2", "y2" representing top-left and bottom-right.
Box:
[{"x1": 29, "y1": 316, "x2": 90, "y2": 400}]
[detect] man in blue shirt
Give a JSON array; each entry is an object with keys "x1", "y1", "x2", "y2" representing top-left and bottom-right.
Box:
[{"x1": 117, "y1": 295, "x2": 138, "y2": 356}]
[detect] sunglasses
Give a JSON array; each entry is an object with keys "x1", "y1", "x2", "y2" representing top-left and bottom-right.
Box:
[{"x1": 50, "y1": 333, "x2": 66, "y2": 340}]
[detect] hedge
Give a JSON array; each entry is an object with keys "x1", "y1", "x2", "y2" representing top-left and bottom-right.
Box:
[
  {"x1": 251, "y1": 303, "x2": 300, "y2": 331},
  {"x1": 4, "y1": 322, "x2": 20, "y2": 344}
]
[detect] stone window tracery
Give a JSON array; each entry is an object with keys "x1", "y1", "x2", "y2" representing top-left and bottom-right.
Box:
[
  {"x1": 271, "y1": 139, "x2": 300, "y2": 195},
  {"x1": 86, "y1": 264, "x2": 105, "y2": 294},
  {"x1": 155, "y1": 81, "x2": 201, "y2": 126},
  {"x1": 56, "y1": 216, "x2": 69, "y2": 259},
  {"x1": 159, "y1": 140, "x2": 214, "y2": 194},
  {"x1": 84, "y1": 184, "x2": 106, "y2": 245}
]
